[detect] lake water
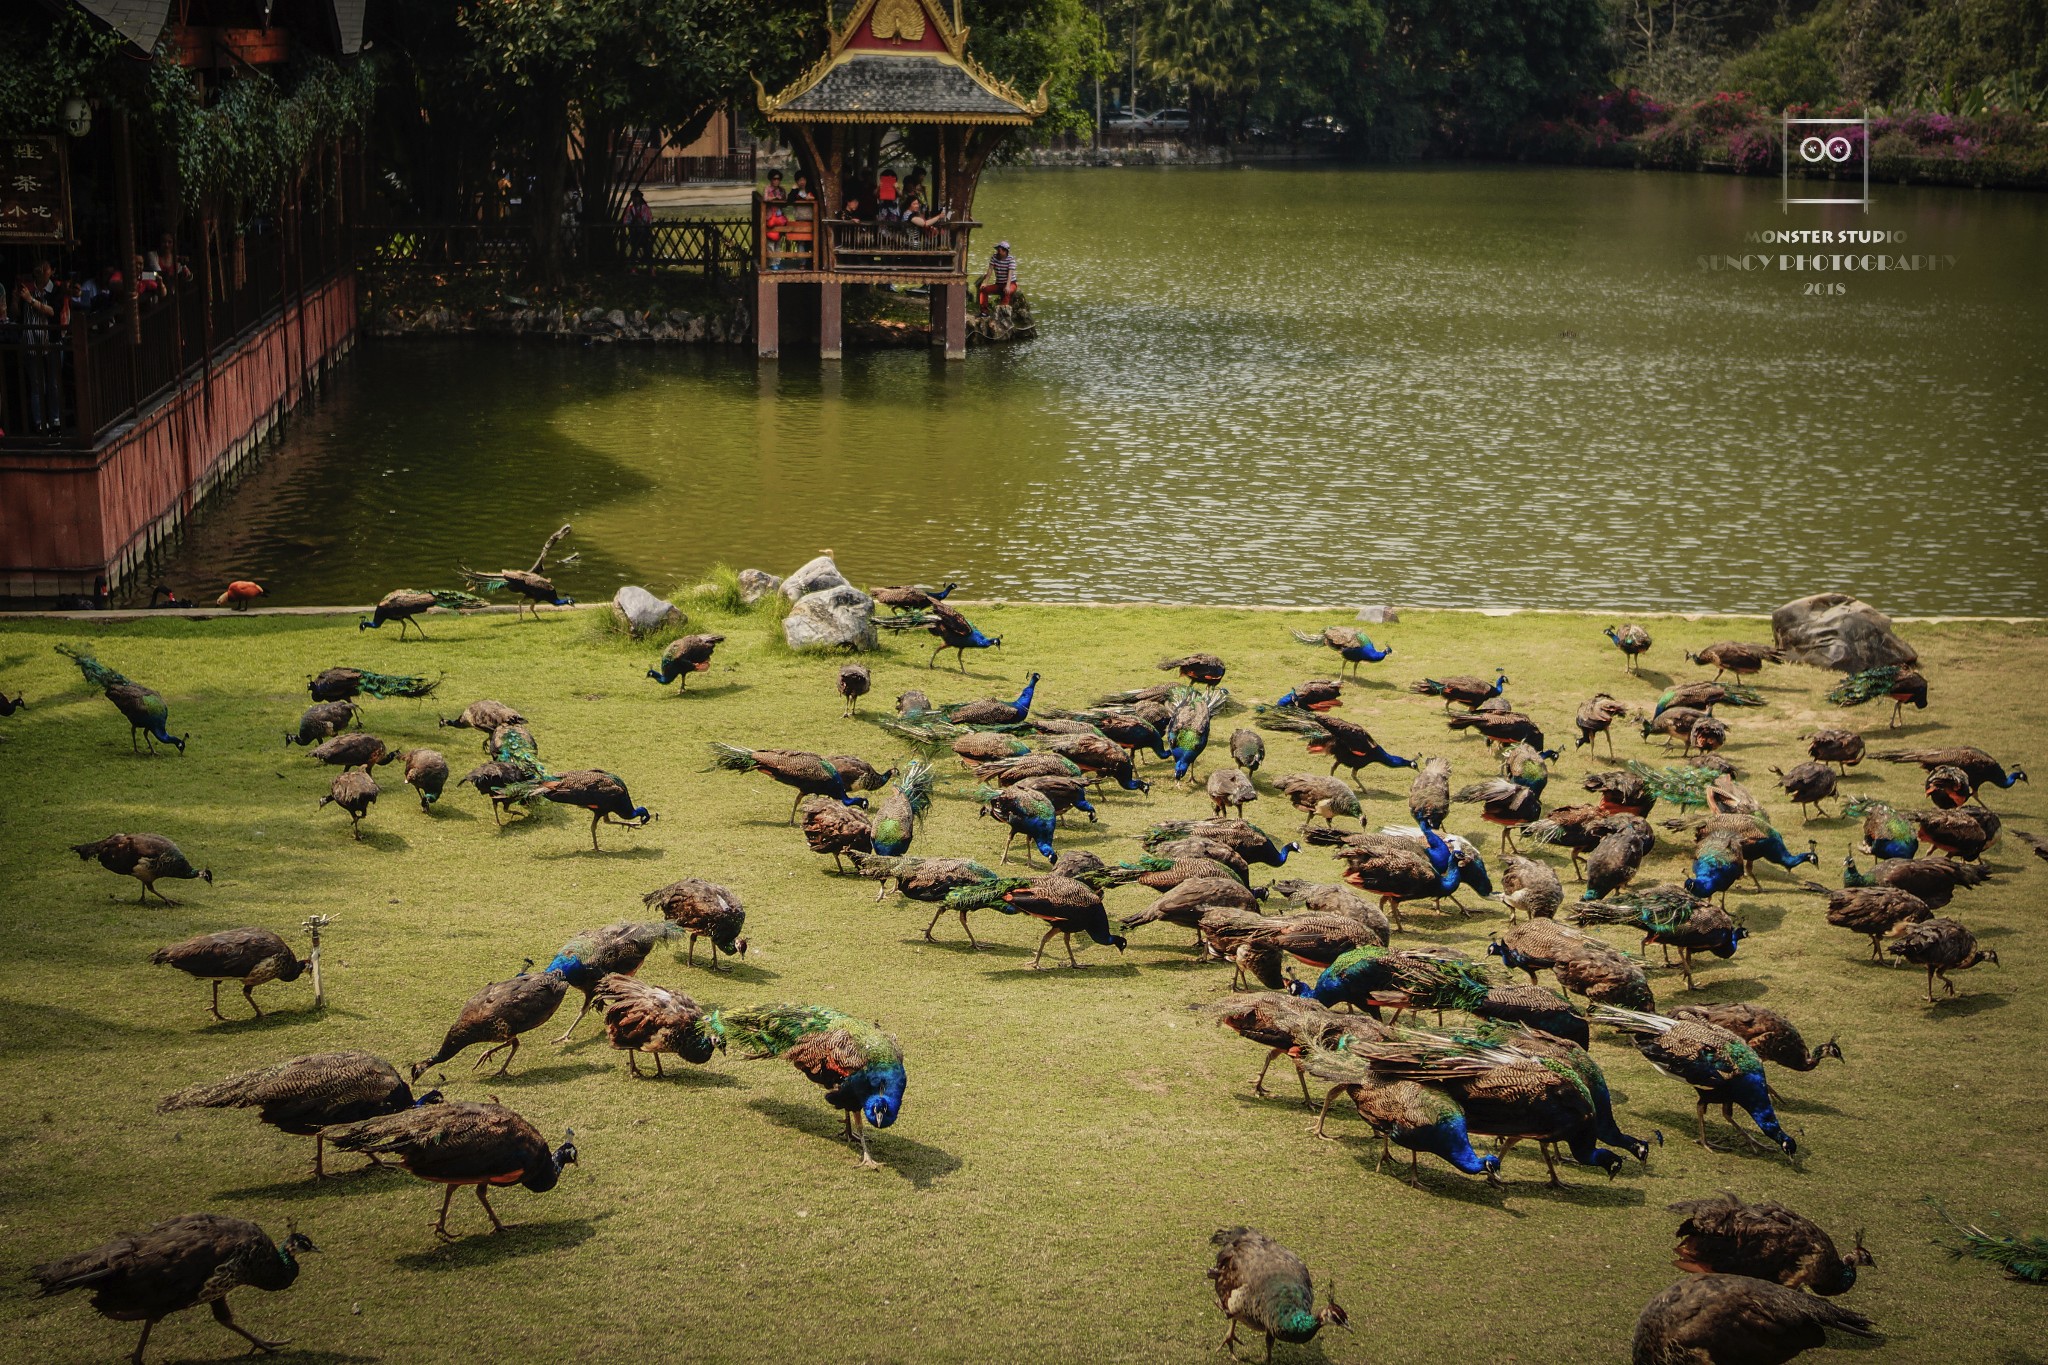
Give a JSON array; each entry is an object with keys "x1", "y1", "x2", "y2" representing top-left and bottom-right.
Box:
[{"x1": 150, "y1": 165, "x2": 2048, "y2": 614}]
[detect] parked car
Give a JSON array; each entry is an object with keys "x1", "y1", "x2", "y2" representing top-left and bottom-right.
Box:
[
  {"x1": 1102, "y1": 108, "x2": 1151, "y2": 133},
  {"x1": 1298, "y1": 114, "x2": 1349, "y2": 138},
  {"x1": 1149, "y1": 108, "x2": 1193, "y2": 133}
]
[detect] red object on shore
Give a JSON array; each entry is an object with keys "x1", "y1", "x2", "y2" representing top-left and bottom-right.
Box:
[{"x1": 218, "y1": 581, "x2": 266, "y2": 608}]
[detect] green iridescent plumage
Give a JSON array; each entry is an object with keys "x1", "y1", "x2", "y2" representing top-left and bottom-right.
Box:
[{"x1": 1930, "y1": 1199, "x2": 2048, "y2": 1283}]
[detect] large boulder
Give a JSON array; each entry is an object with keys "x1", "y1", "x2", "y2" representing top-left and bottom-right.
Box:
[
  {"x1": 1355, "y1": 605, "x2": 1400, "y2": 625},
  {"x1": 783, "y1": 584, "x2": 877, "y2": 652},
  {"x1": 611, "y1": 585, "x2": 682, "y2": 638},
  {"x1": 1771, "y1": 593, "x2": 1918, "y2": 672},
  {"x1": 736, "y1": 568, "x2": 783, "y2": 605},
  {"x1": 782, "y1": 554, "x2": 850, "y2": 602}
]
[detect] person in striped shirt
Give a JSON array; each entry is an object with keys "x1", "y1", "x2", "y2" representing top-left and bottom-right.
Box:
[{"x1": 976, "y1": 241, "x2": 1018, "y2": 312}]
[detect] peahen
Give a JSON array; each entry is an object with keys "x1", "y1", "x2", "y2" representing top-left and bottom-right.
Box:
[
  {"x1": 30, "y1": 1214, "x2": 317, "y2": 1364},
  {"x1": 411, "y1": 961, "x2": 568, "y2": 1077},
  {"x1": 71, "y1": 833, "x2": 210, "y2": 904},
  {"x1": 1453, "y1": 775, "x2": 1543, "y2": 855},
  {"x1": 503, "y1": 770, "x2": 653, "y2": 850},
  {"x1": 1409, "y1": 672, "x2": 1508, "y2": 711},
  {"x1": 1447, "y1": 708, "x2": 1546, "y2": 752},
  {"x1": 358, "y1": 588, "x2": 487, "y2": 639},
  {"x1": 1630, "y1": 1275, "x2": 1879, "y2": 1364},
  {"x1": 439, "y1": 698, "x2": 526, "y2": 733},
  {"x1": 1653, "y1": 680, "x2": 1764, "y2": 717},
  {"x1": 1207, "y1": 768, "x2": 1258, "y2": 818},
  {"x1": 1827, "y1": 665, "x2": 1927, "y2": 727},
  {"x1": 1575, "y1": 694, "x2": 1631, "y2": 759},
  {"x1": 309, "y1": 730, "x2": 396, "y2": 772},
  {"x1": 1205, "y1": 1227, "x2": 1349, "y2": 1361},
  {"x1": 1274, "y1": 773, "x2": 1361, "y2": 829},
  {"x1": 1685, "y1": 641, "x2": 1783, "y2": 681},
  {"x1": 1909, "y1": 805, "x2": 2001, "y2": 860},
  {"x1": 1807, "y1": 727, "x2": 1865, "y2": 773},
  {"x1": 642, "y1": 878, "x2": 749, "y2": 967},
  {"x1": 1666, "y1": 1192, "x2": 1870, "y2": 1293},
  {"x1": 458, "y1": 566, "x2": 575, "y2": 620},
  {"x1": 159, "y1": 1051, "x2": 442, "y2": 1178},
  {"x1": 1594, "y1": 1005, "x2": 1795, "y2": 1156},
  {"x1": 401, "y1": 748, "x2": 449, "y2": 809},
  {"x1": 1826, "y1": 885, "x2": 1932, "y2": 960},
  {"x1": 838, "y1": 662, "x2": 871, "y2": 716},
  {"x1": 870, "y1": 581, "x2": 957, "y2": 613},
  {"x1": 1667, "y1": 1002, "x2": 1842, "y2": 1075},
  {"x1": 286, "y1": 699, "x2": 360, "y2": 747},
  {"x1": 55, "y1": 643, "x2": 184, "y2": 754},
  {"x1": 798, "y1": 796, "x2": 876, "y2": 871},
  {"x1": 1885, "y1": 917, "x2": 1999, "y2": 1001},
  {"x1": 1193, "y1": 992, "x2": 1371, "y2": 1104},
  {"x1": 710, "y1": 744, "x2": 871, "y2": 823},
  {"x1": 151, "y1": 928, "x2": 308, "y2": 1020},
  {"x1": 1842, "y1": 853, "x2": 1989, "y2": 909},
  {"x1": 319, "y1": 1101, "x2": 577, "y2": 1240},
  {"x1": 1230, "y1": 727, "x2": 1265, "y2": 773},
  {"x1": 1772, "y1": 761, "x2": 1839, "y2": 820},
  {"x1": 1292, "y1": 625, "x2": 1391, "y2": 677},
  {"x1": 1159, "y1": 652, "x2": 1228, "y2": 686},
  {"x1": 877, "y1": 600, "x2": 1002, "y2": 670},
  {"x1": 1493, "y1": 854, "x2": 1563, "y2": 922},
  {"x1": 1871, "y1": 744, "x2": 2026, "y2": 802},
  {"x1": 543, "y1": 921, "x2": 686, "y2": 1041},
  {"x1": 698, "y1": 1003, "x2": 905, "y2": 1167},
  {"x1": 318, "y1": 770, "x2": 379, "y2": 840},
  {"x1": 307, "y1": 665, "x2": 438, "y2": 701},
  {"x1": 591, "y1": 975, "x2": 722, "y2": 1077},
  {"x1": 1039, "y1": 731, "x2": 1152, "y2": 792},
  {"x1": 647, "y1": 634, "x2": 725, "y2": 690},
  {"x1": 992, "y1": 857, "x2": 1130, "y2": 969},
  {"x1": 1605, "y1": 624, "x2": 1652, "y2": 674}
]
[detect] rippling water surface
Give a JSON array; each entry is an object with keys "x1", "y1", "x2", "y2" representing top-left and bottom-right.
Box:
[{"x1": 152, "y1": 165, "x2": 2048, "y2": 613}]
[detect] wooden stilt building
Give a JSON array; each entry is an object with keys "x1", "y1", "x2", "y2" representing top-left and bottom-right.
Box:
[{"x1": 752, "y1": 0, "x2": 1044, "y2": 360}]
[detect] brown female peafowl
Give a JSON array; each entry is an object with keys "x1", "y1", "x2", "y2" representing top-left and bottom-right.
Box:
[
  {"x1": 1454, "y1": 776, "x2": 1542, "y2": 854},
  {"x1": 30, "y1": 1213, "x2": 317, "y2": 1364},
  {"x1": 1584, "y1": 768, "x2": 1656, "y2": 816},
  {"x1": 286, "y1": 700, "x2": 360, "y2": 747},
  {"x1": 401, "y1": 748, "x2": 449, "y2": 810},
  {"x1": 1807, "y1": 727, "x2": 1865, "y2": 773},
  {"x1": 1447, "y1": 708, "x2": 1546, "y2": 752},
  {"x1": 1407, "y1": 755, "x2": 1451, "y2": 828},
  {"x1": 1606, "y1": 625, "x2": 1652, "y2": 673},
  {"x1": 358, "y1": 588, "x2": 486, "y2": 639},
  {"x1": 648, "y1": 633, "x2": 725, "y2": 690},
  {"x1": 71, "y1": 833, "x2": 211, "y2": 904},
  {"x1": 1772, "y1": 762, "x2": 1839, "y2": 820},
  {"x1": 1871, "y1": 744, "x2": 2026, "y2": 802},
  {"x1": 1631, "y1": 1274, "x2": 1879, "y2": 1364},
  {"x1": 870, "y1": 581, "x2": 957, "y2": 613},
  {"x1": 151, "y1": 928, "x2": 308, "y2": 1019},
  {"x1": 308, "y1": 731, "x2": 396, "y2": 772},
  {"x1": 1229, "y1": 727, "x2": 1265, "y2": 774},
  {"x1": 1117, "y1": 876, "x2": 1262, "y2": 946},
  {"x1": 439, "y1": 698, "x2": 525, "y2": 733},
  {"x1": 1206, "y1": 1227, "x2": 1348, "y2": 1362},
  {"x1": 1825, "y1": 885, "x2": 1932, "y2": 960},
  {"x1": 55, "y1": 644, "x2": 184, "y2": 754},
  {"x1": 1669, "y1": 1002, "x2": 1842, "y2": 1076},
  {"x1": 411, "y1": 964, "x2": 568, "y2": 1078},
  {"x1": 1159, "y1": 652, "x2": 1228, "y2": 686},
  {"x1": 838, "y1": 662, "x2": 871, "y2": 716},
  {"x1": 318, "y1": 770, "x2": 379, "y2": 840},
  {"x1": 306, "y1": 665, "x2": 438, "y2": 702},
  {"x1": 503, "y1": 770, "x2": 654, "y2": 850},
  {"x1": 159, "y1": 1051, "x2": 442, "y2": 1178},
  {"x1": 545, "y1": 921, "x2": 687, "y2": 1041},
  {"x1": 1924, "y1": 765, "x2": 1974, "y2": 809},
  {"x1": 591, "y1": 975, "x2": 721, "y2": 1077},
  {"x1": 458, "y1": 567, "x2": 575, "y2": 620},
  {"x1": 1274, "y1": 773, "x2": 1361, "y2": 829},
  {"x1": 1667, "y1": 1193, "x2": 1871, "y2": 1293},
  {"x1": 1493, "y1": 854, "x2": 1562, "y2": 921},
  {"x1": 1207, "y1": 768, "x2": 1259, "y2": 818},
  {"x1": 991, "y1": 863, "x2": 1129, "y2": 969},
  {"x1": 1842, "y1": 853, "x2": 1989, "y2": 909},
  {"x1": 1886, "y1": 917, "x2": 1999, "y2": 1001},
  {"x1": 1410, "y1": 672, "x2": 1508, "y2": 711},
  {"x1": 1909, "y1": 806, "x2": 2001, "y2": 860},
  {"x1": 1575, "y1": 694, "x2": 1631, "y2": 759},
  {"x1": 800, "y1": 795, "x2": 877, "y2": 871},
  {"x1": 319, "y1": 1101, "x2": 577, "y2": 1240},
  {"x1": 1685, "y1": 641, "x2": 1783, "y2": 681},
  {"x1": 642, "y1": 879, "x2": 749, "y2": 967},
  {"x1": 1827, "y1": 665, "x2": 1927, "y2": 728}
]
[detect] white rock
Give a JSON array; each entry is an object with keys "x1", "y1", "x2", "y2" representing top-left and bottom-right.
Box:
[
  {"x1": 737, "y1": 569, "x2": 782, "y2": 604},
  {"x1": 783, "y1": 584, "x2": 877, "y2": 651},
  {"x1": 611, "y1": 585, "x2": 682, "y2": 637},
  {"x1": 782, "y1": 554, "x2": 850, "y2": 601},
  {"x1": 1355, "y1": 605, "x2": 1400, "y2": 624}
]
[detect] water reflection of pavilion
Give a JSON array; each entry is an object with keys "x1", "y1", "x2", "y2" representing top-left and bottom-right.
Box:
[{"x1": 752, "y1": 0, "x2": 1044, "y2": 360}]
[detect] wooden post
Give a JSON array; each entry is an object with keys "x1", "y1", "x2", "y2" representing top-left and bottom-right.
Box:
[
  {"x1": 930, "y1": 284, "x2": 944, "y2": 346},
  {"x1": 68, "y1": 313, "x2": 93, "y2": 437},
  {"x1": 113, "y1": 111, "x2": 140, "y2": 348},
  {"x1": 756, "y1": 274, "x2": 780, "y2": 358},
  {"x1": 944, "y1": 281, "x2": 966, "y2": 360},
  {"x1": 818, "y1": 280, "x2": 842, "y2": 360},
  {"x1": 301, "y1": 914, "x2": 333, "y2": 1009}
]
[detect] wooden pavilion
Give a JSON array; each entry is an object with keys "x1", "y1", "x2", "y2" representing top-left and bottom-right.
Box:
[{"x1": 752, "y1": 0, "x2": 1044, "y2": 359}]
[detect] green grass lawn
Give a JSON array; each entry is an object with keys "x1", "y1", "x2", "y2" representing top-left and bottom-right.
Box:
[{"x1": 0, "y1": 599, "x2": 2043, "y2": 1364}]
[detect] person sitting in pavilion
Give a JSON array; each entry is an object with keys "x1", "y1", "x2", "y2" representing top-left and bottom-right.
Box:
[{"x1": 976, "y1": 240, "x2": 1019, "y2": 314}]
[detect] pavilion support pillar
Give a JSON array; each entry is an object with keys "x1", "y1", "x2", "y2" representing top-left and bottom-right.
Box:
[
  {"x1": 944, "y1": 282, "x2": 967, "y2": 360},
  {"x1": 819, "y1": 280, "x2": 842, "y2": 360},
  {"x1": 755, "y1": 275, "x2": 779, "y2": 359}
]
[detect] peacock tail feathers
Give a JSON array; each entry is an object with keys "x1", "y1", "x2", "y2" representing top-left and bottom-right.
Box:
[
  {"x1": 1624, "y1": 760, "x2": 1719, "y2": 810},
  {"x1": 1828, "y1": 667, "x2": 1906, "y2": 707},
  {"x1": 1253, "y1": 704, "x2": 1329, "y2": 736},
  {"x1": 707, "y1": 742, "x2": 761, "y2": 772},
  {"x1": 1718, "y1": 685, "x2": 1766, "y2": 708},
  {"x1": 354, "y1": 669, "x2": 440, "y2": 699},
  {"x1": 1929, "y1": 1199, "x2": 2048, "y2": 1283},
  {"x1": 944, "y1": 876, "x2": 1034, "y2": 912},
  {"x1": 458, "y1": 568, "x2": 511, "y2": 594},
  {"x1": 877, "y1": 715, "x2": 970, "y2": 748},
  {"x1": 894, "y1": 761, "x2": 937, "y2": 820},
  {"x1": 55, "y1": 643, "x2": 130, "y2": 691},
  {"x1": 698, "y1": 1002, "x2": 847, "y2": 1058}
]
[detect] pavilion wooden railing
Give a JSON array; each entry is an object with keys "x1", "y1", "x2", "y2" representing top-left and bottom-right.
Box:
[
  {"x1": 750, "y1": 194, "x2": 979, "y2": 276},
  {"x1": 362, "y1": 219, "x2": 752, "y2": 275},
  {"x1": 637, "y1": 151, "x2": 758, "y2": 185}
]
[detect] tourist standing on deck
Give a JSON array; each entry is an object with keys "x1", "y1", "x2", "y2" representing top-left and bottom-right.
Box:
[
  {"x1": 16, "y1": 260, "x2": 68, "y2": 433},
  {"x1": 976, "y1": 241, "x2": 1018, "y2": 313},
  {"x1": 624, "y1": 188, "x2": 655, "y2": 273}
]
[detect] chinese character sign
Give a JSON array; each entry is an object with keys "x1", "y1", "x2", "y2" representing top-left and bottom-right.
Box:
[{"x1": 0, "y1": 137, "x2": 71, "y2": 243}]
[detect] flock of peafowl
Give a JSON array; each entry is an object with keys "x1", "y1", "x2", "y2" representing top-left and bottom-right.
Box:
[{"x1": 12, "y1": 575, "x2": 2048, "y2": 1364}]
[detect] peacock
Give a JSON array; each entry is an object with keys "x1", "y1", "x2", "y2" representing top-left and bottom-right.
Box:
[
  {"x1": 1163, "y1": 684, "x2": 1229, "y2": 781},
  {"x1": 151, "y1": 928, "x2": 308, "y2": 1020},
  {"x1": 1845, "y1": 797, "x2": 1919, "y2": 860},
  {"x1": 1193, "y1": 992, "x2": 1372, "y2": 1105},
  {"x1": 1292, "y1": 625, "x2": 1391, "y2": 677},
  {"x1": 1572, "y1": 884, "x2": 1744, "y2": 990},
  {"x1": 544, "y1": 921, "x2": 687, "y2": 1041},
  {"x1": 1827, "y1": 665, "x2": 1928, "y2": 727},
  {"x1": 838, "y1": 662, "x2": 871, "y2": 716},
  {"x1": 647, "y1": 633, "x2": 725, "y2": 690},
  {"x1": 710, "y1": 744, "x2": 872, "y2": 823},
  {"x1": 698, "y1": 1003, "x2": 905, "y2": 1167},
  {"x1": 55, "y1": 643, "x2": 184, "y2": 754},
  {"x1": 1666, "y1": 1192, "x2": 1870, "y2": 1293},
  {"x1": 1409, "y1": 672, "x2": 1508, "y2": 711},
  {"x1": 319, "y1": 1101, "x2": 577, "y2": 1240},
  {"x1": 1871, "y1": 744, "x2": 2026, "y2": 802},
  {"x1": 1931, "y1": 1200, "x2": 2048, "y2": 1284},
  {"x1": 1257, "y1": 706, "x2": 1414, "y2": 790},
  {"x1": 358, "y1": 588, "x2": 487, "y2": 639},
  {"x1": 871, "y1": 761, "x2": 936, "y2": 857},
  {"x1": 1630, "y1": 1275, "x2": 1879, "y2": 1364},
  {"x1": 877, "y1": 600, "x2": 1002, "y2": 670},
  {"x1": 159, "y1": 1051, "x2": 442, "y2": 1179},
  {"x1": 1842, "y1": 853, "x2": 1989, "y2": 909},
  {"x1": 1205, "y1": 1227, "x2": 1349, "y2": 1361},
  {"x1": 286, "y1": 699, "x2": 360, "y2": 747},
  {"x1": 854, "y1": 853, "x2": 1007, "y2": 944},
  {"x1": 591, "y1": 975, "x2": 721, "y2": 1077},
  {"x1": 1147, "y1": 818, "x2": 1299, "y2": 869},
  {"x1": 503, "y1": 770, "x2": 653, "y2": 850},
  {"x1": 981, "y1": 783, "x2": 1059, "y2": 864},
  {"x1": 307, "y1": 665, "x2": 438, "y2": 701},
  {"x1": 1117, "y1": 875, "x2": 1261, "y2": 946},
  {"x1": 1667, "y1": 1002, "x2": 1843, "y2": 1076},
  {"x1": 1039, "y1": 731, "x2": 1153, "y2": 792},
  {"x1": 932, "y1": 672, "x2": 1040, "y2": 726},
  {"x1": 642, "y1": 878, "x2": 749, "y2": 967},
  {"x1": 1683, "y1": 831, "x2": 1747, "y2": 907},
  {"x1": 0, "y1": 689, "x2": 26, "y2": 715},
  {"x1": 458, "y1": 566, "x2": 575, "y2": 620},
  {"x1": 412, "y1": 962, "x2": 568, "y2": 1078},
  {"x1": 1594, "y1": 1005, "x2": 1794, "y2": 1156},
  {"x1": 71, "y1": 833, "x2": 211, "y2": 904},
  {"x1": 1273, "y1": 678, "x2": 1344, "y2": 711},
  {"x1": 1310, "y1": 819, "x2": 1489, "y2": 924},
  {"x1": 1453, "y1": 775, "x2": 1543, "y2": 855},
  {"x1": 990, "y1": 857, "x2": 1130, "y2": 969},
  {"x1": 30, "y1": 1213, "x2": 318, "y2": 1364},
  {"x1": 1885, "y1": 917, "x2": 1999, "y2": 1001},
  {"x1": 1605, "y1": 624, "x2": 1652, "y2": 673}
]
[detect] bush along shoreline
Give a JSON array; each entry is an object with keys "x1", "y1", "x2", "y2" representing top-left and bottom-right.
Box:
[{"x1": 1508, "y1": 88, "x2": 2048, "y2": 191}]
